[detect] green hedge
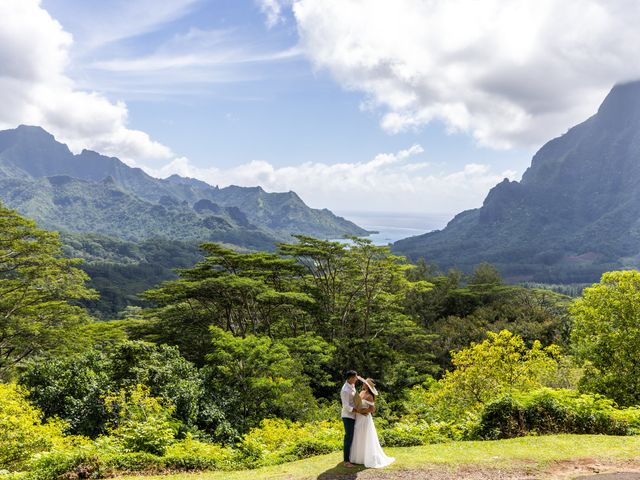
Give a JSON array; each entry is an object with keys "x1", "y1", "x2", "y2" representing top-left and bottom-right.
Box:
[{"x1": 474, "y1": 388, "x2": 640, "y2": 440}]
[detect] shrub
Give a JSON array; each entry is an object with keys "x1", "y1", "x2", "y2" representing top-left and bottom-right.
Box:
[
  {"x1": 475, "y1": 396, "x2": 525, "y2": 439},
  {"x1": 104, "y1": 452, "x2": 163, "y2": 472},
  {"x1": 0, "y1": 384, "x2": 72, "y2": 471},
  {"x1": 163, "y1": 435, "x2": 236, "y2": 471},
  {"x1": 238, "y1": 418, "x2": 341, "y2": 467},
  {"x1": 26, "y1": 451, "x2": 103, "y2": 480},
  {"x1": 475, "y1": 388, "x2": 637, "y2": 440},
  {"x1": 104, "y1": 384, "x2": 179, "y2": 455},
  {"x1": 379, "y1": 422, "x2": 430, "y2": 447},
  {"x1": 26, "y1": 436, "x2": 237, "y2": 480}
]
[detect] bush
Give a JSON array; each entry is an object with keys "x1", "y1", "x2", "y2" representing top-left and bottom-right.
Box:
[
  {"x1": 0, "y1": 384, "x2": 73, "y2": 471},
  {"x1": 26, "y1": 451, "x2": 103, "y2": 480},
  {"x1": 25, "y1": 436, "x2": 237, "y2": 480},
  {"x1": 106, "y1": 452, "x2": 163, "y2": 472},
  {"x1": 475, "y1": 388, "x2": 637, "y2": 440},
  {"x1": 104, "y1": 384, "x2": 179, "y2": 455},
  {"x1": 163, "y1": 435, "x2": 236, "y2": 471},
  {"x1": 475, "y1": 396, "x2": 525, "y2": 439},
  {"x1": 379, "y1": 422, "x2": 430, "y2": 447},
  {"x1": 238, "y1": 418, "x2": 341, "y2": 467},
  {"x1": 24, "y1": 420, "x2": 341, "y2": 478}
]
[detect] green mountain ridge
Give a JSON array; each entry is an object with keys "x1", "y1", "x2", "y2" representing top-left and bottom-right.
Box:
[
  {"x1": 393, "y1": 81, "x2": 640, "y2": 283},
  {"x1": 0, "y1": 125, "x2": 369, "y2": 317},
  {"x1": 0, "y1": 125, "x2": 367, "y2": 246}
]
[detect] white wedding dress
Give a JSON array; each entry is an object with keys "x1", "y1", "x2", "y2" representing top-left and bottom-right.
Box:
[{"x1": 349, "y1": 399, "x2": 395, "y2": 468}]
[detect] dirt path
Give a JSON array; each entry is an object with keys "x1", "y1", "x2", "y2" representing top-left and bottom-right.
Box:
[
  {"x1": 316, "y1": 459, "x2": 640, "y2": 480},
  {"x1": 576, "y1": 475, "x2": 640, "y2": 480}
]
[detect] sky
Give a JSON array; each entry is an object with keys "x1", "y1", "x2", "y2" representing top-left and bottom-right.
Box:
[{"x1": 3, "y1": 0, "x2": 640, "y2": 221}]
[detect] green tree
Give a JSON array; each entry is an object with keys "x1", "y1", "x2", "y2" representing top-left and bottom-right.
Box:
[
  {"x1": 405, "y1": 263, "x2": 464, "y2": 328},
  {"x1": 436, "y1": 330, "x2": 560, "y2": 415},
  {"x1": 427, "y1": 286, "x2": 571, "y2": 372},
  {"x1": 202, "y1": 326, "x2": 316, "y2": 435},
  {"x1": 0, "y1": 203, "x2": 97, "y2": 378},
  {"x1": 468, "y1": 262, "x2": 503, "y2": 286},
  {"x1": 281, "y1": 334, "x2": 336, "y2": 397},
  {"x1": 20, "y1": 349, "x2": 111, "y2": 437},
  {"x1": 141, "y1": 243, "x2": 314, "y2": 363},
  {"x1": 570, "y1": 270, "x2": 640, "y2": 405},
  {"x1": 279, "y1": 236, "x2": 435, "y2": 389},
  {"x1": 279, "y1": 236, "x2": 431, "y2": 339}
]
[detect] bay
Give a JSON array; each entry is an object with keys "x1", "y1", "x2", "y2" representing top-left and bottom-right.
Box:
[{"x1": 336, "y1": 211, "x2": 451, "y2": 246}]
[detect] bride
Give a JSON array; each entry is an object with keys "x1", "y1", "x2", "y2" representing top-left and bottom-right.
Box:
[{"x1": 349, "y1": 376, "x2": 395, "y2": 468}]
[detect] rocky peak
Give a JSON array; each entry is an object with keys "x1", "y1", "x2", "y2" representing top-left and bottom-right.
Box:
[{"x1": 595, "y1": 80, "x2": 640, "y2": 130}]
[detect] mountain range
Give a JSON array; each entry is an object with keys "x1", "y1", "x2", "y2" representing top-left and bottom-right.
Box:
[
  {"x1": 394, "y1": 81, "x2": 640, "y2": 283},
  {"x1": 0, "y1": 125, "x2": 367, "y2": 250}
]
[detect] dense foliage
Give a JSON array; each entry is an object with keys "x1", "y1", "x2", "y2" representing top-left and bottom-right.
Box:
[
  {"x1": 570, "y1": 270, "x2": 640, "y2": 406},
  {"x1": 0, "y1": 204, "x2": 97, "y2": 379},
  {"x1": 20, "y1": 341, "x2": 205, "y2": 438},
  {"x1": 435, "y1": 330, "x2": 561, "y2": 416},
  {"x1": 475, "y1": 389, "x2": 640, "y2": 440},
  {"x1": 138, "y1": 237, "x2": 435, "y2": 395},
  {"x1": 405, "y1": 259, "x2": 571, "y2": 371},
  {"x1": 61, "y1": 233, "x2": 204, "y2": 319},
  {"x1": 4, "y1": 205, "x2": 640, "y2": 478},
  {"x1": 0, "y1": 383, "x2": 71, "y2": 471}
]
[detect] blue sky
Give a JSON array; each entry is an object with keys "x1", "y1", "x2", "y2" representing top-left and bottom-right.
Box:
[
  {"x1": 42, "y1": 0, "x2": 528, "y2": 169},
  {"x1": 3, "y1": 1, "x2": 637, "y2": 219}
]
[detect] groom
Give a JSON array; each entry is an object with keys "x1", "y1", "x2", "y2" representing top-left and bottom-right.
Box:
[{"x1": 341, "y1": 370, "x2": 368, "y2": 467}]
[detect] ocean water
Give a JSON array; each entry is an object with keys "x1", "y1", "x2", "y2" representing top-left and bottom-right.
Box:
[{"x1": 336, "y1": 211, "x2": 451, "y2": 246}]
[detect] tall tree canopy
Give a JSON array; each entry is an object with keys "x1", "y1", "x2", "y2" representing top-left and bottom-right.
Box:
[
  {"x1": 0, "y1": 203, "x2": 97, "y2": 378},
  {"x1": 137, "y1": 237, "x2": 436, "y2": 391},
  {"x1": 141, "y1": 243, "x2": 314, "y2": 364}
]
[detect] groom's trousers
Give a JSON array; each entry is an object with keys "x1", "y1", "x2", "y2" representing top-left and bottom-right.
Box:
[{"x1": 342, "y1": 417, "x2": 355, "y2": 462}]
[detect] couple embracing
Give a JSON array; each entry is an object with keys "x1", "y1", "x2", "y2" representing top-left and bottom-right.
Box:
[{"x1": 340, "y1": 370, "x2": 395, "y2": 469}]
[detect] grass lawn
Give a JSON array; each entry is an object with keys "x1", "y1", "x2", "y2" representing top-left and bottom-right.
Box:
[{"x1": 116, "y1": 435, "x2": 640, "y2": 479}]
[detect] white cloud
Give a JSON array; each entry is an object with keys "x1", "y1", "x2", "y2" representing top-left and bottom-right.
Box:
[
  {"x1": 86, "y1": 27, "x2": 302, "y2": 94},
  {"x1": 143, "y1": 146, "x2": 516, "y2": 215},
  {"x1": 59, "y1": 0, "x2": 201, "y2": 52},
  {"x1": 278, "y1": 0, "x2": 640, "y2": 148},
  {"x1": 0, "y1": 0, "x2": 173, "y2": 163},
  {"x1": 255, "y1": 0, "x2": 293, "y2": 28}
]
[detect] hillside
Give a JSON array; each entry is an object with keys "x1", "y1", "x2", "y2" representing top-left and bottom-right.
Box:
[
  {"x1": 394, "y1": 81, "x2": 640, "y2": 283},
  {"x1": 0, "y1": 125, "x2": 367, "y2": 246}
]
